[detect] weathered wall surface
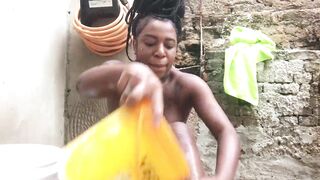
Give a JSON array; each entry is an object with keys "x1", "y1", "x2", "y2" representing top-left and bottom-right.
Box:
[
  {"x1": 182, "y1": 0, "x2": 320, "y2": 179},
  {"x1": 202, "y1": 50, "x2": 320, "y2": 179},
  {"x1": 202, "y1": 9, "x2": 320, "y2": 51},
  {"x1": 0, "y1": 0, "x2": 67, "y2": 146}
]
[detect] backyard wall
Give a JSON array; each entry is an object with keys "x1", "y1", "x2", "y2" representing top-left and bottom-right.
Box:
[
  {"x1": 181, "y1": 0, "x2": 320, "y2": 179},
  {"x1": 0, "y1": 0, "x2": 69, "y2": 146}
]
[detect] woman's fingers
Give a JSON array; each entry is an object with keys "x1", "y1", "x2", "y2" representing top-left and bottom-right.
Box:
[
  {"x1": 119, "y1": 84, "x2": 130, "y2": 105},
  {"x1": 125, "y1": 82, "x2": 145, "y2": 106},
  {"x1": 117, "y1": 63, "x2": 164, "y2": 126},
  {"x1": 118, "y1": 71, "x2": 140, "y2": 105},
  {"x1": 117, "y1": 71, "x2": 130, "y2": 95}
]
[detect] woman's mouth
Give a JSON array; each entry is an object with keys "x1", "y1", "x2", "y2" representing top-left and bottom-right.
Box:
[{"x1": 148, "y1": 63, "x2": 167, "y2": 72}]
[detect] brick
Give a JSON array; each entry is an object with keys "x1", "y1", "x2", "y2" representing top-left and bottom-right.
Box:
[
  {"x1": 299, "y1": 116, "x2": 318, "y2": 126},
  {"x1": 207, "y1": 70, "x2": 224, "y2": 82},
  {"x1": 312, "y1": 72, "x2": 320, "y2": 82},
  {"x1": 274, "y1": 95, "x2": 307, "y2": 116},
  {"x1": 259, "y1": 91, "x2": 280, "y2": 104},
  {"x1": 294, "y1": 73, "x2": 312, "y2": 84},
  {"x1": 297, "y1": 91, "x2": 311, "y2": 101},
  {"x1": 309, "y1": 96, "x2": 320, "y2": 107},
  {"x1": 310, "y1": 82, "x2": 319, "y2": 93},
  {"x1": 280, "y1": 83, "x2": 300, "y2": 95},
  {"x1": 285, "y1": 50, "x2": 320, "y2": 61},
  {"x1": 203, "y1": 29, "x2": 228, "y2": 51},
  {"x1": 288, "y1": 60, "x2": 304, "y2": 73},
  {"x1": 279, "y1": 116, "x2": 298, "y2": 126},
  {"x1": 206, "y1": 58, "x2": 224, "y2": 71},
  {"x1": 263, "y1": 83, "x2": 300, "y2": 95},
  {"x1": 204, "y1": 51, "x2": 224, "y2": 61},
  {"x1": 304, "y1": 61, "x2": 320, "y2": 72},
  {"x1": 257, "y1": 60, "x2": 294, "y2": 83},
  {"x1": 300, "y1": 84, "x2": 310, "y2": 92},
  {"x1": 302, "y1": 107, "x2": 313, "y2": 116}
]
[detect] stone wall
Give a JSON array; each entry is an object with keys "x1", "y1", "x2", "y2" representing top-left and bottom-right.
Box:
[
  {"x1": 203, "y1": 50, "x2": 320, "y2": 179},
  {"x1": 202, "y1": 8, "x2": 320, "y2": 51},
  {"x1": 181, "y1": 0, "x2": 320, "y2": 179}
]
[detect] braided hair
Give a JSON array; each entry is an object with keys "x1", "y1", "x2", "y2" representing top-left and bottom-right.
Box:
[{"x1": 125, "y1": 0, "x2": 185, "y2": 60}]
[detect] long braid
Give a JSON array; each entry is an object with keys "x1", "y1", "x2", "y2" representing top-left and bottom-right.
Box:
[
  {"x1": 124, "y1": 0, "x2": 139, "y2": 60},
  {"x1": 125, "y1": 0, "x2": 185, "y2": 60}
]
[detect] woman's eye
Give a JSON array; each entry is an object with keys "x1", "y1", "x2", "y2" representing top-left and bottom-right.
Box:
[
  {"x1": 143, "y1": 39, "x2": 156, "y2": 46},
  {"x1": 165, "y1": 43, "x2": 175, "y2": 49},
  {"x1": 145, "y1": 42, "x2": 155, "y2": 46}
]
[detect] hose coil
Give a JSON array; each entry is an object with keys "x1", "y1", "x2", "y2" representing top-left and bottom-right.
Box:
[{"x1": 73, "y1": 2, "x2": 129, "y2": 57}]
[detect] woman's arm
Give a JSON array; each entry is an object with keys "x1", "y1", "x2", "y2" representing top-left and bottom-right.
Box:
[
  {"x1": 76, "y1": 60, "x2": 164, "y2": 124},
  {"x1": 76, "y1": 60, "x2": 125, "y2": 98},
  {"x1": 188, "y1": 75, "x2": 240, "y2": 180}
]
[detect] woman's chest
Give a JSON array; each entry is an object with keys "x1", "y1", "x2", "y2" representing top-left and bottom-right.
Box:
[{"x1": 163, "y1": 86, "x2": 191, "y2": 123}]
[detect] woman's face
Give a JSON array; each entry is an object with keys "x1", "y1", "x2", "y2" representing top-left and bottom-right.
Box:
[{"x1": 133, "y1": 18, "x2": 177, "y2": 79}]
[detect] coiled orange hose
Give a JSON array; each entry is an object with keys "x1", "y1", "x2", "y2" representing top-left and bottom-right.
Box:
[{"x1": 73, "y1": 2, "x2": 129, "y2": 57}]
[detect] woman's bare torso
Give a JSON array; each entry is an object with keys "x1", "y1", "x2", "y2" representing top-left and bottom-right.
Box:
[{"x1": 107, "y1": 68, "x2": 193, "y2": 123}]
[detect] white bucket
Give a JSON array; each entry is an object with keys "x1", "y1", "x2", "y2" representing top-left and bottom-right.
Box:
[{"x1": 0, "y1": 144, "x2": 62, "y2": 180}]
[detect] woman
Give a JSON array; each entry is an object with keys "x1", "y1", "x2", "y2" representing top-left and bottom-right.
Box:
[{"x1": 76, "y1": 0, "x2": 240, "y2": 179}]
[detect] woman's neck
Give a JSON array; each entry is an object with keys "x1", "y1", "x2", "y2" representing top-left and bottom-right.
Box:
[{"x1": 160, "y1": 69, "x2": 175, "y2": 84}]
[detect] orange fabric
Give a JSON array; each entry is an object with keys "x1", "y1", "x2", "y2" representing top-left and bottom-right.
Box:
[
  {"x1": 73, "y1": 3, "x2": 129, "y2": 57},
  {"x1": 60, "y1": 100, "x2": 190, "y2": 180}
]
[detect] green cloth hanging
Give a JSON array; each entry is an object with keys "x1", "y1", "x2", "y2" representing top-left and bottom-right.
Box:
[{"x1": 224, "y1": 26, "x2": 276, "y2": 105}]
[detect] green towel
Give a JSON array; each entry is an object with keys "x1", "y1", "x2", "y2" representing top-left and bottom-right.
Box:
[{"x1": 224, "y1": 26, "x2": 276, "y2": 105}]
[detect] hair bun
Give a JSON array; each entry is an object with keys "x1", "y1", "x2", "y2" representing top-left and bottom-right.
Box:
[{"x1": 135, "y1": 0, "x2": 185, "y2": 19}]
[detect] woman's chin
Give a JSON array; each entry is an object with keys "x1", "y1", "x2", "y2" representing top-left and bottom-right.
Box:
[
  {"x1": 152, "y1": 69, "x2": 166, "y2": 78},
  {"x1": 155, "y1": 72, "x2": 165, "y2": 79}
]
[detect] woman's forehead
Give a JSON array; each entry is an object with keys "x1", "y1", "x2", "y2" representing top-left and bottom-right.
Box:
[{"x1": 139, "y1": 19, "x2": 177, "y2": 39}]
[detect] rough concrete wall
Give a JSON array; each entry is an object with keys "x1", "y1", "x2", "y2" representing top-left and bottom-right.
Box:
[
  {"x1": 175, "y1": 1, "x2": 201, "y2": 71},
  {"x1": 203, "y1": 50, "x2": 320, "y2": 179},
  {"x1": 182, "y1": 0, "x2": 320, "y2": 179},
  {"x1": 0, "y1": 0, "x2": 67, "y2": 146},
  {"x1": 202, "y1": 9, "x2": 320, "y2": 51}
]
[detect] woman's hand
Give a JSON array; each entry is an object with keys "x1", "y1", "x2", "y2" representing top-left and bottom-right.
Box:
[{"x1": 117, "y1": 62, "x2": 163, "y2": 125}]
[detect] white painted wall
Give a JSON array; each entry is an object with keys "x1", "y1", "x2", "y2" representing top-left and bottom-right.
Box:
[{"x1": 0, "y1": 0, "x2": 69, "y2": 146}]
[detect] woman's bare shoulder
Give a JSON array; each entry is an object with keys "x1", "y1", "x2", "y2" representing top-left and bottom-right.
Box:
[{"x1": 174, "y1": 70, "x2": 208, "y2": 93}]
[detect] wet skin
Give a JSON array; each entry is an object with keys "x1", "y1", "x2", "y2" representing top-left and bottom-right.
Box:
[{"x1": 77, "y1": 19, "x2": 240, "y2": 180}]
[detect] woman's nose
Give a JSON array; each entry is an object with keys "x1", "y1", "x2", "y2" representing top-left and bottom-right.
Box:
[{"x1": 154, "y1": 44, "x2": 165, "y2": 57}]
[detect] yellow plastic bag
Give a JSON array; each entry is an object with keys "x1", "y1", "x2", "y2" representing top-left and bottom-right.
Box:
[{"x1": 60, "y1": 100, "x2": 190, "y2": 180}]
